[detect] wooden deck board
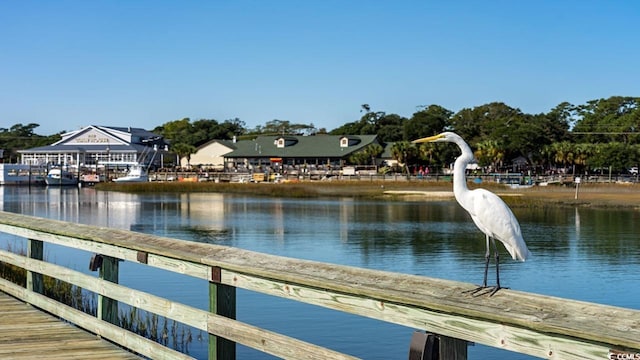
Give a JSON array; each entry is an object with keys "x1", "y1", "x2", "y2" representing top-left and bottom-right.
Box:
[{"x1": 0, "y1": 292, "x2": 141, "y2": 360}]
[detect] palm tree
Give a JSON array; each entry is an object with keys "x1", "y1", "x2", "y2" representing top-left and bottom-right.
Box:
[
  {"x1": 171, "y1": 143, "x2": 198, "y2": 168},
  {"x1": 416, "y1": 142, "x2": 437, "y2": 164},
  {"x1": 475, "y1": 140, "x2": 504, "y2": 172},
  {"x1": 390, "y1": 141, "x2": 417, "y2": 174},
  {"x1": 363, "y1": 143, "x2": 383, "y2": 165},
  {"x1": 542, "y1": 141, "x2": 578, "y2": 174},
  {"x1": 348, "y1": 144, "x2": 383, "y2": 166}
]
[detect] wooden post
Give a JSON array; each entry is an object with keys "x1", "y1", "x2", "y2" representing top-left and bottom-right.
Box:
[
  {"x1": 27, "y1": 239, "x2": 43, "y2": 294},
  {"x1": 209, "y1": 267, "x2": 236, "y2": 360},
  {"x1": 98, "y1": 255, "x2": 119, "y2": 325},
  {"x1": 408, "y1": 331, "x2": 437, "y2": 360},
  {"x1": 439, "y1": 335, "x2": 468, "y2": 360},
  {"x1": 409, "y1": 332, "x2": 467, "y2": 360}
]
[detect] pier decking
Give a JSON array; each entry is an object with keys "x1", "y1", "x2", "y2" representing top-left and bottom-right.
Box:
[{"x1": 0, "y1": 291, "x2": 140, "y2": 360}]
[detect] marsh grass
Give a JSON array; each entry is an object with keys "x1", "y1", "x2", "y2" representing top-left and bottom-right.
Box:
[
  {"x1": 96, "y1": 180, "x2": 454, "y2": 198},
  {"x1": 96, "y1": 179, "x2": 640, "y2": 208},
  {"x1": 118, "y1": 306, "x2": 197, "y2": 353},
  {"x1": 0, "y1": 243, "x2": 25, "y2": 286}
]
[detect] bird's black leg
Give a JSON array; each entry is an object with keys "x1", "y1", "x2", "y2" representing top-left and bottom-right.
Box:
[
  {"x1": 464, "y1": 235, "x2": 491, "y2": 295},
  {"x1": 487, "y1": 253, "x2": 501, "y2": 296},
  {"x1": 488, "y1": 238, "x2": 508, "y2": 297},
  {"x1": 482, "y1": 241, "x2": 490, "y2": 288}
]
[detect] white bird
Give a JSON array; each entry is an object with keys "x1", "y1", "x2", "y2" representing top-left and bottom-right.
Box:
[{"x1": 412, "y1": 132, "x2": 531, "y2": 296}]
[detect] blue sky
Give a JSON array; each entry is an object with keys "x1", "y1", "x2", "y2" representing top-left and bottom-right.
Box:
[{"x1": 1, "y1": 1, "x2": 638, "y2": 135}]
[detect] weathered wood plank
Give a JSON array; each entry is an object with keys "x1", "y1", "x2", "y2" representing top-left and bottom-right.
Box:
[
  {"x1": 221, "y1": 269, "x2": 621, "y2": 360},
  {"x1": 0, "y1": 222, "x2": 210, "y2": 279},
  {"x1": 0, "y1": 278, "x2": 195, "y2": 360},
  {"x1": 0, "y1": 291, "x2": 141, "y2": 360},
  {"x1": 206, "y1": 315, "x2": 360, "y2": 360},
  {"x1": 1, "y1": 210, "x2": 640, "y2": 359}
]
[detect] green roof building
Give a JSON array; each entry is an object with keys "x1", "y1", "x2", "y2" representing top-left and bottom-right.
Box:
[{"x1": 223, "y1": 134, "x2": 381, "y2": 170}]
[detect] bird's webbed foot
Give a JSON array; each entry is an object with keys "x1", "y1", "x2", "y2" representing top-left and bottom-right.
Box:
[{"x1": 462, "y1": 285, "x2": 488, "y2": 296}]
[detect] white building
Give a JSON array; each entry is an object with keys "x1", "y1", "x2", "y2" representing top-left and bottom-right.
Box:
[{"x1": 19, "y1": 125, "x2": 167, "y2": 170}]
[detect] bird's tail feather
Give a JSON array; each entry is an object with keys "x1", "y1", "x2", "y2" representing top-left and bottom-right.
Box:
[{"x1": 504, "y1": 241, "x2": 532, "y2": 262}]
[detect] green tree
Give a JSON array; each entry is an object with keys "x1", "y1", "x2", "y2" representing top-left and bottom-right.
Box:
[
  {"x1": 249, "y1": 119, "x2": 316, "y2": 136},
  {"x1": 415, "y1": 142, "x2": 437, "y2": 164},
  {"x1": 573, "y1": 96, "x2": 640, "y2": 144},
  {"x1": 0, "y1": 123, "x2": 61, "y2": 163},
  {"x1": 449, "y1": 103, "x2": 516, "y2": 143},
  {"x1": 543, "y1": 141, "x2": 577, "y2": 173},
  {"x1": 154, "y1": 117, "x2": 247, "y2": 149},
  {"x1": 330, "y1": 111, "x2": 383, "y2": 136},
  {"x1": 171, "y1": 143, "x2": 198, "y2": 168},
  {"x1": 588, "y1": 142, "x2": 639, "y2": 173},
  {"x1": 390, "y1": 141, "x2": 417, "y2": 174},
  {"x1": 365, "y1": 143, "x2": 383, "y2": 165},
  {"x1": 211, "y1": 118, "x2": 246, "y2": 140},
  {"x1": 348, "y1": 151, "x2": 369, "y2": 165},
  {"x1": 404, "y1": 105, "x2": 452, "y2": 141},
  {"x1": 376, "y1": 114, "x2": 406, "y2": 142},
  {"x1": 154, "y1": 118, "x2": 193, "y2": 146},
  {"x1": 329, "y1": 106, "x2": 406, "y2": 142},
  {"x1": 329, "y1": 121, "x2": 363, "y2": 135},
  {"x1": 349, "y1": 144, "x2": 383, "y2": 165},
  {"x1": 545, "y1": 102, "x2": 575, "y2": 139},
  {"x1": 475, "y1": 139, "x2": 505, "y2": 171}
]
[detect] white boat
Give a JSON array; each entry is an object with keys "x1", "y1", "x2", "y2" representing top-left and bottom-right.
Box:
[
  {"x1": 45, "y1": 168, "x2": 79, "y2": 186},
  {"x1": 113, "y1": 164, "x2": 149, "y2": 183}
]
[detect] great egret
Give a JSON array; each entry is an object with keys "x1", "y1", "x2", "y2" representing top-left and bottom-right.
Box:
[{"x1": 412, "y1": 132, "x2": 531, "y2": 296}]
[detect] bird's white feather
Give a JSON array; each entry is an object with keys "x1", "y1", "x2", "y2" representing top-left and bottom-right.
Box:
[{"x1": 464, "y1": 189, "x2": 530, "y2": 261}]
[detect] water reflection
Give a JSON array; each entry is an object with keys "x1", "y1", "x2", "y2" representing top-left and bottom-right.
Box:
[
  {"x1": 1, "y1": 186, "x2": 639, "y2": 360},
  {"x1": 2, "y1": 187, "x2": 639, "y2": 294}
]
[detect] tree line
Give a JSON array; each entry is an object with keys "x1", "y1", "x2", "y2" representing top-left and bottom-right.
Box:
[{"x1": 2, "y1": 96, "x2": 639, "y2": 174}]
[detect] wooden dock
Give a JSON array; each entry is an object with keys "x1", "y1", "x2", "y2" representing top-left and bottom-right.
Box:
[
  {"x1": 0, "y1": 291, "x2": 140, "y2": 360},
  {"x1": 1, "y1": 210, "x2": 640, "y2": 360}
]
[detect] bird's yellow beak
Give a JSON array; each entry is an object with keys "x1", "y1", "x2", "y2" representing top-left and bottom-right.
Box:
[{"x1": 412, "y1": 134, "x2": 444, "y2": 144}]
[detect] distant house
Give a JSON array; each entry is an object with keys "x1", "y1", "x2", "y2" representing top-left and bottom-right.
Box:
[
  {"x1": 183, "y1": 139, "x2": 237, "y2": 169},
  {"x1": 511, "y1": 156, "x2": 529, "y2": 172},
  {"x1": 223, "y1": 134, "x2": 381, "y2": 170},
  {"x1": 18, "y1": 125, "x2": 167, "y2": 169}
]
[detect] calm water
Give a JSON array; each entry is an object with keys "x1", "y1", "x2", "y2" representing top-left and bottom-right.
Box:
[{"x1": 1, "y1": 186, "x2": 639, "y2": 359}]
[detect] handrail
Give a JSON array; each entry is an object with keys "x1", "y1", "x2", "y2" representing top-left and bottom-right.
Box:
[{"x1": 0, "y1": 210, "x2": 639, "y2": 360}]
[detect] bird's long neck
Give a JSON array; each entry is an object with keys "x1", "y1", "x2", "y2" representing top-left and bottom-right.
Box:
[{"x1": 452, "y1": 138, "x2": 474, "y2": 208}]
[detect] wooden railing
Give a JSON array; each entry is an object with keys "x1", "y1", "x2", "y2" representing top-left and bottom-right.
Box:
[{"x1": 0, "y1": 211, "x2": 639, "y2": 360}]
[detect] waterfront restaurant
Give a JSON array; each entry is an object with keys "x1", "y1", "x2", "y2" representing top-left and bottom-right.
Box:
[
  {"x1": 18, "y1": 125, "x2": 167, "y2": 170},
  {"x1": 221, "y1": 134, "x2": 382, "y2": 171}
]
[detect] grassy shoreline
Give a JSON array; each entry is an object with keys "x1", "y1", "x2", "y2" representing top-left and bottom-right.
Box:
[{"x1": 95, "y1": 180, "x2": 640, "y2": 209}]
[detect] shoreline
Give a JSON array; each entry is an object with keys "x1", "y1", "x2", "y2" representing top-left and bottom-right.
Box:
[{"x1": 98, "y1": 180, "x2": 640, "y2": 209}]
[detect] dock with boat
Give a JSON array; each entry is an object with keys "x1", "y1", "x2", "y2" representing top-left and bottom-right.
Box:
[
  {"x1": 44, "y1": 167, "x2": 79, "y2": 186},
  {"x1": 0, "y1": 164, "x2": 46, "y2": 186}
]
